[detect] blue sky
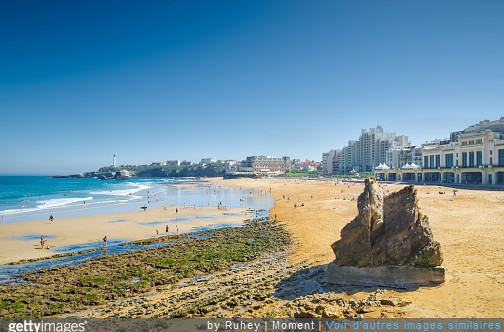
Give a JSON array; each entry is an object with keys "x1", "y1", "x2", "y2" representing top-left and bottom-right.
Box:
[{"x1": 1, "y1": 1, "x2": 503, "y2": 174}]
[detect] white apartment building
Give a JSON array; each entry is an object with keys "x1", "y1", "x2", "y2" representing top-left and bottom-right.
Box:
[
  {"x1": 322, "y1": 149, "x2": 341, "y2": 175},
  {"x1": 339, "y1": 126, "x2": 409, "y2": 173}
]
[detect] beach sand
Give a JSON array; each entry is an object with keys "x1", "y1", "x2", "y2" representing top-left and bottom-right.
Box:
[
  {"x1": 2, "y1": 177, "x2": 503, "y2": 318},
  {"x1": 211, "y1": 178, "x2": 504, "y2": 318},
  {"x1": 0, "y1": 205, "x2": 251, "y2": 265}
]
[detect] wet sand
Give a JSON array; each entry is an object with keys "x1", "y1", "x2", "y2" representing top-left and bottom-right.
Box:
[
  {"x1": 0, "y1": 205, "x2": 251, "y2": 265},
  {"x1": 211, "y1": 177, "x2": 504, "y2": 318}
]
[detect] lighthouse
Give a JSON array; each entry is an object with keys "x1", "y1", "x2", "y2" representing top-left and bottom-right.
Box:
[{"x1": 113, "y1": 154, "x2": 116, "y2": 167}]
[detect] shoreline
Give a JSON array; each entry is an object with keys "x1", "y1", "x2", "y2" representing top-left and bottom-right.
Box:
[
  {"x1": 0, "y1": 204, "x2": 257, "y2": 265},
  {"x1": 0, "y1": 178, "x2": 272, "y2": 225}
]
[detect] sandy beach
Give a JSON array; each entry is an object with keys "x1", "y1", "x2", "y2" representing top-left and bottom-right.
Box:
[
  {"x1": 211, "y1": 177, "x2": 504, "y2": 318},
  {"x1": 0, "y1": 205, "x2": 252, "y2": 265},
  {"x1": 1, "y1": 177, "x2": 503, "y2": 318}
]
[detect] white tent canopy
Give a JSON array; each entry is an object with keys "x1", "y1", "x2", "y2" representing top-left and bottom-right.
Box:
[{"x1": 374, "y1": 163, "x2": 391, "y2": 170}]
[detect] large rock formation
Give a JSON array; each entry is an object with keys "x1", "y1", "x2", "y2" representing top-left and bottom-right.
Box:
[
  {"x1": 332, "y1": 177, "x2": 442, "y2": 267},
  {"x1": 326, "y1": 177, "x2": 444, "y2": 287}
]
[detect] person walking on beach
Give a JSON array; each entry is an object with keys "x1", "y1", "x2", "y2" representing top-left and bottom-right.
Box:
[
  {"x1": 165, "y1": 225, "x2": 169, "y2": 233},
  {"x1": 102, "y1": 236, "x2": 107, "y2": 248},
  {"x1": 176, "y1": 208, "x2": 178, "y2": 214},
  {"x1": 40, "y1": 235, "x2": 46, "y2": 249},
  {"x1": 49, "y1": 215, "x2": 54, "y2": 222},
  {"x1": 176, "y1": 225, "x2": 179, "y2": 234}
]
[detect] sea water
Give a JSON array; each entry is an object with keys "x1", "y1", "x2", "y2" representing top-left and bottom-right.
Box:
[{"x1": 0, "y1": 176, "x2": 273, "y2": 223}]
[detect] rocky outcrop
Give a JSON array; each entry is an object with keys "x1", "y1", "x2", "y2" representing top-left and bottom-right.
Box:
[{"x1": 331, "y1": 177, "x2": 442, "y2": 268}]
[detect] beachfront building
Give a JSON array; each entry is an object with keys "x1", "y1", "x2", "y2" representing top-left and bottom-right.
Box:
[
  {"x1": 339, "y1": 140, "x2": 359, "y2": 174},
  {"x1": 374, "y1": 129, "x2": 504, "y2": 185},
  {"x1": 151, "y1": 161, "x2": 167, "y2": 166},
  {"x1": 224, "y1": 160, "x2": 239, "y2": 173},
  {"x1": 385, "y1": 145, "x2": 423, "y2": 169},
  {"x1": 293, "y1": 160, "x2": 321, "y2": 172},
  {"x1": 322, "y1": 149, "x2": 341, "y2": 175},
  {"x1": 422, "y1": 130, "x2": 504, "y2": 184},
  {"x1": 339, "y1": 126, "x2": 409, "y2": 173},
  {"x1": 239, "y1": 156, "x2": 292, "y2": 174}
]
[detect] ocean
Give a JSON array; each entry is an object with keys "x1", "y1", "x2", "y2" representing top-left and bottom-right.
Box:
[{"x1": 0, "y1": 176, "x2": 273, "y2": 224}]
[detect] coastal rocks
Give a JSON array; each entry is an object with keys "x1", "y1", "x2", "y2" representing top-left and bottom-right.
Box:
[
  {"x1": 326, "y1": 177, "x2": 444, "y2": 287},
  {"x1": 0, "y1": 219, "x2": 293, "y2": 318},
  {"x1": 267, "y1": 290, "x2": 394, "y2": 318},
  {"x1": 96, "y1": 170, "x2": 131, "y2": 180},
  {"x1": 331, "y1": 177, "x2": 385, "y2": 267},
  {"x1": 51, "y1": 170, "x2": 134, "y2": 180}
]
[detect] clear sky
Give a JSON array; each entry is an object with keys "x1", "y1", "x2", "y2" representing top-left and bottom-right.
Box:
[{"x1": 1, "y1": 1, "x2": 503, "y2": 175}]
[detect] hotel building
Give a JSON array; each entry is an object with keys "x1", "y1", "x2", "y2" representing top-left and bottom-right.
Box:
[
  {"x1": 239, "y1": 156, "x2": 292, "y2": 173},
  {"x1": 374, "y1": 128, "x2": 504, "y2": 185}
]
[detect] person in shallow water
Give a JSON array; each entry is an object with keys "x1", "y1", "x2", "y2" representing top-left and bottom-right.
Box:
[{"x1": 102, "y1": 236, "x2": 107, "y2": 248}]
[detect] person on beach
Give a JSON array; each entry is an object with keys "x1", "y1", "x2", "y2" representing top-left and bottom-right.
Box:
[
  {"x1": 176, "y1": 208, "x2": 178, "y2": 214},
  {"x1": 176, "y1": 225, "x2": 179, "y2": 234},
  {"x1": 40, "y1": 235, "x2": 46, "y2": 249},
  {"x1": 49, "y1": 215, "x2": 54, "y2": 222},
  {"x1": 102, "y1": 236, "x2": 107, "y2": 248},
  {"x1": 165, "y1": 225, "x2": 169, "y2": 233}
]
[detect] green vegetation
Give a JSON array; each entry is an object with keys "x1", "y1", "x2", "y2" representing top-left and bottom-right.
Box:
[
  {"x1": 413, "y1": 250, "x2": 437, "y2": 267},
  {"x1": 0, "y1": 220, "x2": 291, "y2": 318},
  {"x1": 275, "y1": 170, "x2": 371, "y2": 179},
  {"x1": 98, "y1": 163, "x2": 226, "y2": 178},
  {"x1": 277, "y1": 170, "x2": 323, "y2": 178}
]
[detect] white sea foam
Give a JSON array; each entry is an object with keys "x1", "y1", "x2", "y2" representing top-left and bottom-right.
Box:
[
  {"x1": 0, "y1": 207, "x2": 40, "y2": 215},
  {"x1": 36, "y1": 197, "x2": 93, "y2": 209},
  {"x1": 86, "y1": 199, "x2": 130, "y2": 205},
  {"x1": 90, "y1": 183, "x2": 151, "y2": 197}
]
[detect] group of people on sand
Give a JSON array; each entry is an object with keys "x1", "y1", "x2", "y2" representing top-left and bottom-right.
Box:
[{"x1": 217, "y1": 201, "x2": 227, "y2": 210}]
